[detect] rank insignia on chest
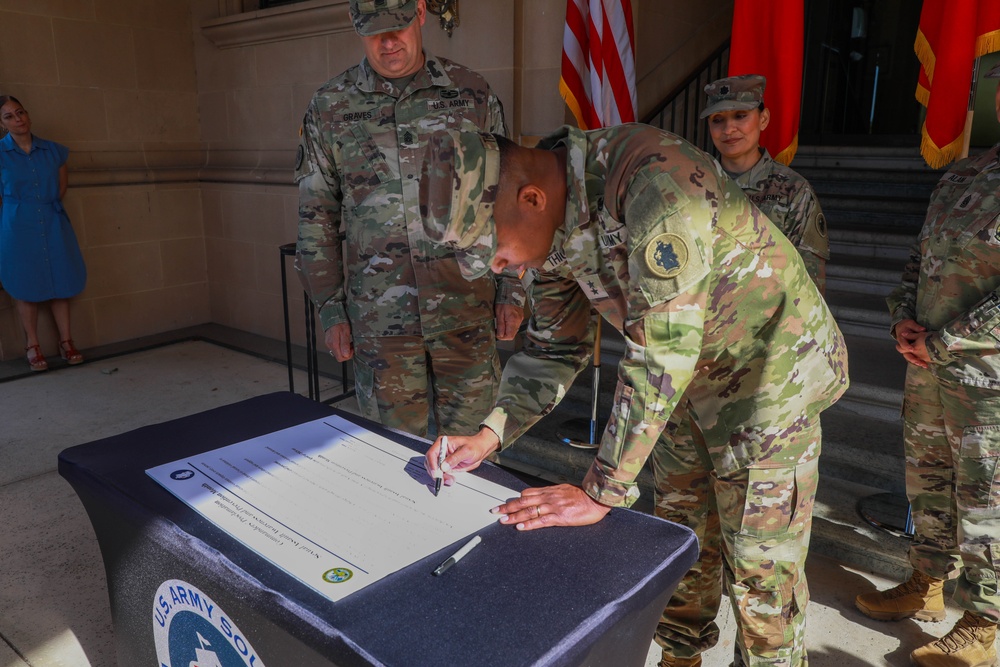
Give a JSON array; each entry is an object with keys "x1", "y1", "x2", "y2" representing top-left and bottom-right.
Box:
[
  {"x1": 645, "y1": 233, "x2": 688, "y2": 279},
  {"x1": 955, "y1": 192, "x2": 981, "y2": 212},
  {"x1": 578, "y1": 276, "x2": 609, "y2": 299}
]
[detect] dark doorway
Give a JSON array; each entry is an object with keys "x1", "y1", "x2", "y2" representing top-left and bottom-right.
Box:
[{"x1": 801, "y1": 0, "x2": 924, "y2": 145}]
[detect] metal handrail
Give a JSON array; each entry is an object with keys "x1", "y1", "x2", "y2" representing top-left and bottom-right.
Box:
[{"x1": 641, "y1": 39, "x2": 731, "y2": 155}]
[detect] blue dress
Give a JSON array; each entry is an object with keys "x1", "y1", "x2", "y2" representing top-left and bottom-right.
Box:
[{"x1": 0, "y1": 133, "x2": 86, "y2": 302}]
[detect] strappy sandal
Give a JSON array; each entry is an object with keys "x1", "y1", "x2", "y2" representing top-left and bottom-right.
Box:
[
  {"x1": 26, "y1": 344, "x2": 48, "y2": 372},
  {"x1": 59, "y1": 339, "x2": 84, "y2": 365}
]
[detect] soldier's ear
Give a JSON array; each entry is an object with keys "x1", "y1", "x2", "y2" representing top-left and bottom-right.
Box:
[
  {"x1": 518, "y1": 184, "x2": 547, "y2": 213},
  {"x1": 759, "y1": 107, "x2": 771, "y2": 132}
]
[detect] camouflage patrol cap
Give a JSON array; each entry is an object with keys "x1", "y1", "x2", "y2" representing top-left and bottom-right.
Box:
[
  {"x1": 420, "y1": 130, "x2": 501, "y2": 280},
  {"x1": 350, "y1": 0, "x2": 418, "y2": 36},
  {"x1": 700, "y1": 74, "x2": 766, "y2": 119},
  {"x1": 987, "y1": 61, "x2": 1000, "y2": 78}
]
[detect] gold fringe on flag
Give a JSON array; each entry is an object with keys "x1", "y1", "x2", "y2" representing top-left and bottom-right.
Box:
[
  {"x1": 559, "y1": 79, "x2": 590, "y2": 130},
  {"x1": 772, "y1": 132, "x2": 799, "y2": 167},
  {"x1": 976, "y1": 28, "x2": 1000, "y2": 57},
  {"x1": 915, "y1": 82, "x2": 930, "y2": 108},
  {"x1": 920, "y1": 122, "x2": 966, "y2": 170},
  {"x1": 914, "y1": 28, "x2": 936, "y2": 82}
]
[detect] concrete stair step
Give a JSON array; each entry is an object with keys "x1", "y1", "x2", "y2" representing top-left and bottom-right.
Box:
[
  {"x1": 829, "y1": 228, "x2": 915, "y2": 261},
  {"x1": 827, "y1": 289, "x2": 892, "y2": 339},
  {"x1": 796, "y1": 166, "x2": 942, "y2": 186},
  {"x1": 796, "y1": 144, "x2": 924, "y2": 158},
  {"x1": 793, "y1": 144, "x2": 939, "y2": 173},
  {"x1": 811, "y1": 476, "x2": 910, "y2": 580},
  {"x1": 811, "y1": 179, "x2": 935, "y2": 200},
  {"x1": 842, "y1": 333, "x2": 906, "y2": 393},
  {"x1": 794, "y1": 154, "x2": 937, "y2": 172},
  {"x1": 826, "y1": 210, "x2": 925, "y2": 231},
  {"x1": 820, "y1": 403, "x2": 904, "y2": 493},
  {"x1": 822, "y1": 195, "x2": 929, "y2": 216},
  {"x1": 826, "y1": 257, "x2": 903, "y2": 293}
]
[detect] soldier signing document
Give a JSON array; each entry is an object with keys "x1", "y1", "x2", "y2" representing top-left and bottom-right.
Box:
[{"x1": 421, "y1": 126, "x2": 848, "y2": 667}]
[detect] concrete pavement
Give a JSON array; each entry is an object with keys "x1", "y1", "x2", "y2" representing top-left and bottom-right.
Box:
[{"x1": 0, "y1": 339, "x2": 967, "y2": 667}]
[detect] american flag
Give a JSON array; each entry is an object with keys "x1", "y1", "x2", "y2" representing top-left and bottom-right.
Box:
[{"x1": 559, "y1": 0, "x2": 636, "y2": 130}]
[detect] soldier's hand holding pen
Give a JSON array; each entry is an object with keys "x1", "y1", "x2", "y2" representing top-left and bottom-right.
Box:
[{"x1": 425, "y1": 427, "x2": 500, "y2": 488}]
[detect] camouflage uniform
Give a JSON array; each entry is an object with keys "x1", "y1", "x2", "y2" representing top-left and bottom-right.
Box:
[
  {"x1": 425, "y1": 125, "x2": 849, "y2": 665},
  {"x1": 726, "y1": 148, "x2": 829, "y2": 292},
  {"x1": 295, "y1": 53, "x2": 524, "y2": 437},
  {"x1": 886, "y1": 142, "x2": 1000, "y2": 622}
]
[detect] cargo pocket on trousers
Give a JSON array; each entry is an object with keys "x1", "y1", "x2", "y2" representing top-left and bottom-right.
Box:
[
  {"x1": 958, "y1": 424, "x2": 1000, "y2": 508},
  {"x1": 728, "y1": 462, "x2": 816, "y2": 654},
  {"x1": 601, "y1": 383, "x2": 634, "y2": 468},
  {"x1": 352, "y1": 357, "x2": 381, "y2": 423},
  {"x1": 739, "y1": 466, "x2": 799, "y2": 540}
]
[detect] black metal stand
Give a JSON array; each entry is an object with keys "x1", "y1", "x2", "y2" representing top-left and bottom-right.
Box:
[
  {"x1": 857, "y1": 492, "x2": 914, "y2": 539},
  {"x1": 279, "y1": 243, "x2": 354, "y2": 404},
  {"x1": 555, "y1": 315, "x2": 604, "y2": 449}
]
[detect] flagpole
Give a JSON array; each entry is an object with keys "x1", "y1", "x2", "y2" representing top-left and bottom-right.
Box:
[
  {"x1": 961, "y1": 57, "x2": 981, "y2": 160},
  {"x1": 556, "y1": 316, "x2": 604, "y2": 448},
  {"x1": 556, "y1": 0, "x2": 633, "y2": 450}
]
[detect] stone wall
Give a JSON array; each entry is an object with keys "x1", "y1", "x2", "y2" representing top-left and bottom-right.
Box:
[
  {"x1": 0, "y1": 0, "x2": 206, "y2": 359},
  {"x1": 0, "y1": 0, "x2": 733, "y2": 359}
]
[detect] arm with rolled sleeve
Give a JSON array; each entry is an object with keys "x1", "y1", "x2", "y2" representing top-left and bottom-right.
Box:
[{"x1": 295, "y1": 100, "x2": 348, "y2": 331}]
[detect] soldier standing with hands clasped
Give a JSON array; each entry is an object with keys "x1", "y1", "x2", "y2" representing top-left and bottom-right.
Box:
[
  {"x1": 421, "y1": 125, "x2": 848, "y2": 666},
  {"x1": 855, "y1": 62, "x2": 1000, "y2": 667},
  {"x1": 295, "y1": 0, "x2": 525, "y2": 438}
]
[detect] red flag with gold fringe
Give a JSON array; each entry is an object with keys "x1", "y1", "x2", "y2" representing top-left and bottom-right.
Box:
[
  {"x1": 727, "y1": 0, "x2": 804, "y2": 166},
  {"x1": 915, "y1": 0, "x2": 1000, "y2": 168}
]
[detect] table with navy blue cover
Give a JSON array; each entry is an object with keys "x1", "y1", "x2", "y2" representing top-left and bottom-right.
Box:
[{"x1": 58, "y1": 392, "x2": 698, "y2": 667}]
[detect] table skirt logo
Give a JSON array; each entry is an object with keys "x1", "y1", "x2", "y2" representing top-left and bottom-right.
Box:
[
  {"x1": 322, "y1": 567, "x2": 353, "y2": 583},
  {"x1": 153, "y1": 579, "x2": 265, "y2": 667}
]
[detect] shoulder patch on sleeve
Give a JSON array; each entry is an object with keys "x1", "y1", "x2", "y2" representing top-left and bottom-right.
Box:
[
  {"x1": 624, "y1": 171, "x2": 711, "y2": 306},
  {"x1": 644, "y1": 233, "x2": 688, "y2": 278},
  {"x1": 800, "y1": 211, "x2": 831, "y2": 260}
]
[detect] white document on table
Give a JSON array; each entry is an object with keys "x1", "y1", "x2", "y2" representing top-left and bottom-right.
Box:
[{"x1": 146, "y1": 414, "x2": 517, "y2": 602}]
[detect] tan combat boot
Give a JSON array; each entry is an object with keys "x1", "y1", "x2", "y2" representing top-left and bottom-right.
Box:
[
  {"x1": 855, "y1": 570, "x2": 947, "y2": 621},
  {"x1": 910, "y1": 611, "x2": 998, "y2": 667},
  {"x1": 659, "y1": 654, "x2": 702, "y2": 667}
]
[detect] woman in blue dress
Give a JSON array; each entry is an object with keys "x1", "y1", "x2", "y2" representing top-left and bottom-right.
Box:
[{"x1": 0, "y1": 95, "x2": 87, "y2": 371}]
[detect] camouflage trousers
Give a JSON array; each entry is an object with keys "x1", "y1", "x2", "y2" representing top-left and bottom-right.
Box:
[
  {"x1": 350, "y1": 322, "x2": 501, "y2": 439},
  {"x1": 903, "y1": 364, "x2": 1000, "y2": 622},
  {"x1": 651, "y1": 401, "x2": 820, "y2": 667}
]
